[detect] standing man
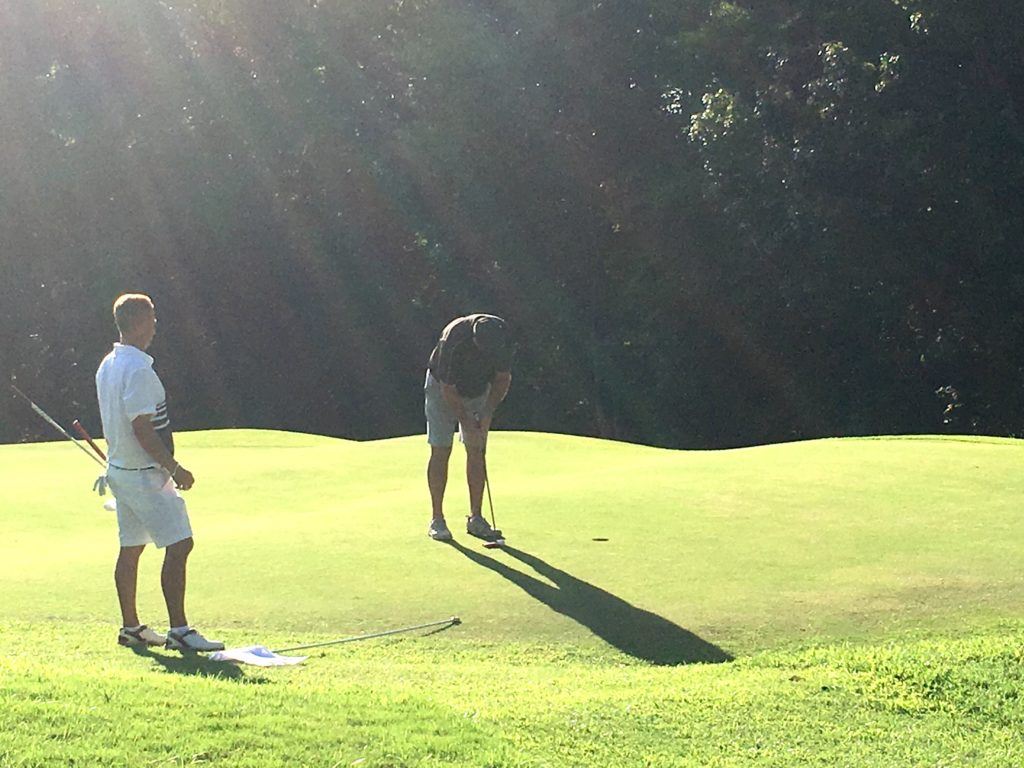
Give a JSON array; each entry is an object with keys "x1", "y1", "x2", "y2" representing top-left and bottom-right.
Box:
[
  {"x1": 425, "y1": 313, "x2": 514, "y2": 541},
  {"x1": 96, "y1": 293, "x2": 223, "y2": 652}
]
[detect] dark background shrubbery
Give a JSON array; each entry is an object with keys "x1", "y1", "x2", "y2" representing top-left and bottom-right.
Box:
[{"x1": 1, "y1": 1, "x2": 1021, "y2": 448}]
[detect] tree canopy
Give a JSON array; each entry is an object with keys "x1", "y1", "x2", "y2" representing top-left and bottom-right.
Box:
[{"x1": 1, "y1": 0, "x2": 1021, "y2": 447}]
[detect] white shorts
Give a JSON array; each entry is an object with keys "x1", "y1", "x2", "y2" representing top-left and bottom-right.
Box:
[
  {"x1": 424, "y1": 370, "x2": 490, "y2": 449},
  {"x1": 107, "y1": 467, "x2": 193, "y2": 548}
]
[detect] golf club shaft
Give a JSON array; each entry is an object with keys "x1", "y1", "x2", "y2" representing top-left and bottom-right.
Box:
[
  {"x1": 273, "y1": 616, "x2": 461, "y2": 654},
  {"x1": 72, "y1": 419, "x2": 107, "y2": 461},
  {"x1": 10, "y1": 384, "x2": 105, "y2": 468},
  {"x1": 483, "y1": 449, "x2": 496, "y2": 532}
]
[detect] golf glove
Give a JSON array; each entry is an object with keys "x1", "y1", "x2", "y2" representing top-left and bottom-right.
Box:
[{"x1": 93, "y1": 474, "x2": 109, "y2": 496}]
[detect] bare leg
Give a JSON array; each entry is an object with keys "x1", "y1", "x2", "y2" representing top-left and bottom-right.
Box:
[
  {"x1": 428, "y1": 446, "x2": 452, "y2": 519},
  {"x1": 162, "y1": 537, "x2": 194, "y2": 628},
  {"x1": 466, "y1": 446, "x2": 485, "y2": 518},
  {"x1": 115, "y1": 545, "x2": 146, "y2": 627}
]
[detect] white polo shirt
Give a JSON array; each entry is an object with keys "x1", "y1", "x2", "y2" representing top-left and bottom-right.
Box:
[{"x1": 96, "y1": 343, "x2": 167, "y2": 469}]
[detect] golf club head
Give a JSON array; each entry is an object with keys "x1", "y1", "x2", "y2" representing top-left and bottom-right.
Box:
[{"x1": 483, "y1": 538, "x2": 505, "y2": 549}]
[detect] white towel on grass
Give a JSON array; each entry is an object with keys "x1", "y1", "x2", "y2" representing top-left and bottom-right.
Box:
[{"x1": 210, "y1": 645, "x2": 306, "y2": 666}]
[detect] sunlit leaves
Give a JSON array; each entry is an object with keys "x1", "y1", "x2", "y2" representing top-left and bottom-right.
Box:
[{"x1": 687, "y1": 87, "x2": 743, "y2": 144}]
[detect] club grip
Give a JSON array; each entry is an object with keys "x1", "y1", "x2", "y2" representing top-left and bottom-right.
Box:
[{"x1": 72, "y1": 419, "x2": 107, "y2": 461}]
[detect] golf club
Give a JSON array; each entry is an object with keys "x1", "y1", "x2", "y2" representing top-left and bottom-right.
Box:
[
  {"x1": 72, "y1": 419, "x2": 116, "y2": 510},
  {"x1": 72, "y1": 419, "x2": 107, "y2": 462},
  {"x1": 481, "y1": 447, "x2": 505, "y2": 549},
  {"x1": 272, "y1": 616, "x2": 461, "y2": 654},
  {"x1": 10, "y1": 383, "x2": 106, "y2": 468}
]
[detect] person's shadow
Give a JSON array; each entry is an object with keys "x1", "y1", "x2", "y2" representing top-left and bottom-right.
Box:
[{"x1": 449, "y1": 542, "x2": 732, "y2": 665}]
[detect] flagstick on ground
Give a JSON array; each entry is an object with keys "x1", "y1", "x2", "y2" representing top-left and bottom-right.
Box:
[
  {"x1": 274, "y1": 616, "x2": 461, "y2": 653},
  {"x1": 211, "y1": 616, "x2": 462, "y2": 667}
]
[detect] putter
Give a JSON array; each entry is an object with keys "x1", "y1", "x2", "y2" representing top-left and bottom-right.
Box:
[{"x1": 481, "y1": 448, "x2": 505, "y2": 549}]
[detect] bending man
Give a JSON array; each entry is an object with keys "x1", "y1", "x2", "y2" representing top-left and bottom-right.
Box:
[
  {"x1": 96, "y1": 293, "x2": 223, "y2": 652},
  {"x1": 425, "y1": 314, "x2": 513, "y2": 541}
]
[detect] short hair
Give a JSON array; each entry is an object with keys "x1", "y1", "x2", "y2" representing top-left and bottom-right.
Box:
[
  {"x1": 471, "y1": 315, "x2": 513, "y2": 371},
  {"x1": 472, "y1": 315, "x2": 508, "y2": 355},
  {"x1": 112, "y1": 293, "x2": 154, "y2": 334}
]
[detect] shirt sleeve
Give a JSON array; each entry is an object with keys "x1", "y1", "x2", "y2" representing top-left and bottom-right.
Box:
[
  {"x1": 434, "y1": 341, "x2": 456, "y2": 382},
  {"x1": 123, "y1": 367, "x2": 165, "y2": 422},
  {"x1": 434, "y1": 319, "x2": 472, "y2": 383}
]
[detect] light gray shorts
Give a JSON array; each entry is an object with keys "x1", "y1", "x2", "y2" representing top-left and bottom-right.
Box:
[
  {"x1": 424, "y1": 370, "x2": 490, "y2": 449},
  {"x1": 107, "y1": 467, "x2": 193, "y2": 548}
]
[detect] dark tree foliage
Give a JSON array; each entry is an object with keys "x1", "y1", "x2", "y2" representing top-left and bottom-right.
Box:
[
  {"x1": 658, "y1": 0, "x2": 1024, "y2": 440},
  {"x1": 0, "y1": 0, "x2": 1021, "y2": 448}
]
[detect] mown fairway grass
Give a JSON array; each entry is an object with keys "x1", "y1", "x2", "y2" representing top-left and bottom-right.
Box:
[{"x1": 1, "y1": 430, "x2": 1022, "y2": 766}]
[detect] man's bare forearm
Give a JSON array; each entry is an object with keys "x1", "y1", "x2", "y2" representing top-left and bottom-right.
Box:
[
  {"x1": 485, "y1": 372, "x2": 511, "y2": 415},
  {"x1": 131, "y1": 416, "x2": 194, "y2": 489},
  {"x1": 131, "y1": 417, "x2": 177, "y2": 471}
]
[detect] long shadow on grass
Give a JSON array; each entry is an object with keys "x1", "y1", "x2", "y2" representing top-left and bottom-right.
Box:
[
  {"x1": 130, "y1": 646, "x2": 268, "y2": 682},
  {"x1": 449, "y1": 542, "x2": 732, "y2": 665}
]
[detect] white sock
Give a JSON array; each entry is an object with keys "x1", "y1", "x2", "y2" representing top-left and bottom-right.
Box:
[
  {"x1": 123, "y1": 624, "x2": 142, "y2": 632},
  {"x1": 170, "y1": 625, "x2": 189, "y2": 635}
]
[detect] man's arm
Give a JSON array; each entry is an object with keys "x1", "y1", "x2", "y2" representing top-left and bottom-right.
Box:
[
  {"x1": 431, "y1": 317, "x2": 473, "y2": 383},
  {"x1": 441, "y1": 383, "x2": 473, "y2": 428},
  {"x1": 131, "y1": 416, "x2": 194, "y2": 490},
  {"x1": 484, "y1": 371, "x2": 511, "y2": 416},
  {"x1": 474, "y1": 371, "x2": 511, "y2": 436}
]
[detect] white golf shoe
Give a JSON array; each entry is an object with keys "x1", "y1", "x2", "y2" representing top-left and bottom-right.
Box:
[
  {"x1": 165, "y1": 628, "x2": 225, "y2": 653},
  {"x1": 117, "y1": 625, "x2": 166, "y2": 647}
]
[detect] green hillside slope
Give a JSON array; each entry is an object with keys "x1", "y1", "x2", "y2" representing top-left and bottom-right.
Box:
[{"x1": 2, "y1": 430, "x2": 1021, "y2": 656}]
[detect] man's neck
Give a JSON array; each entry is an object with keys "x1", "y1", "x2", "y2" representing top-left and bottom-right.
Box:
[{"x1": 119, "y1": 336, "x2": 148, "y2": 352}]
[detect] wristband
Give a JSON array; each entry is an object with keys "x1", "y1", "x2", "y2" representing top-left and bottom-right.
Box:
[{"x1": 168, "y1": 462, "x2": 180, "y2": 476}]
